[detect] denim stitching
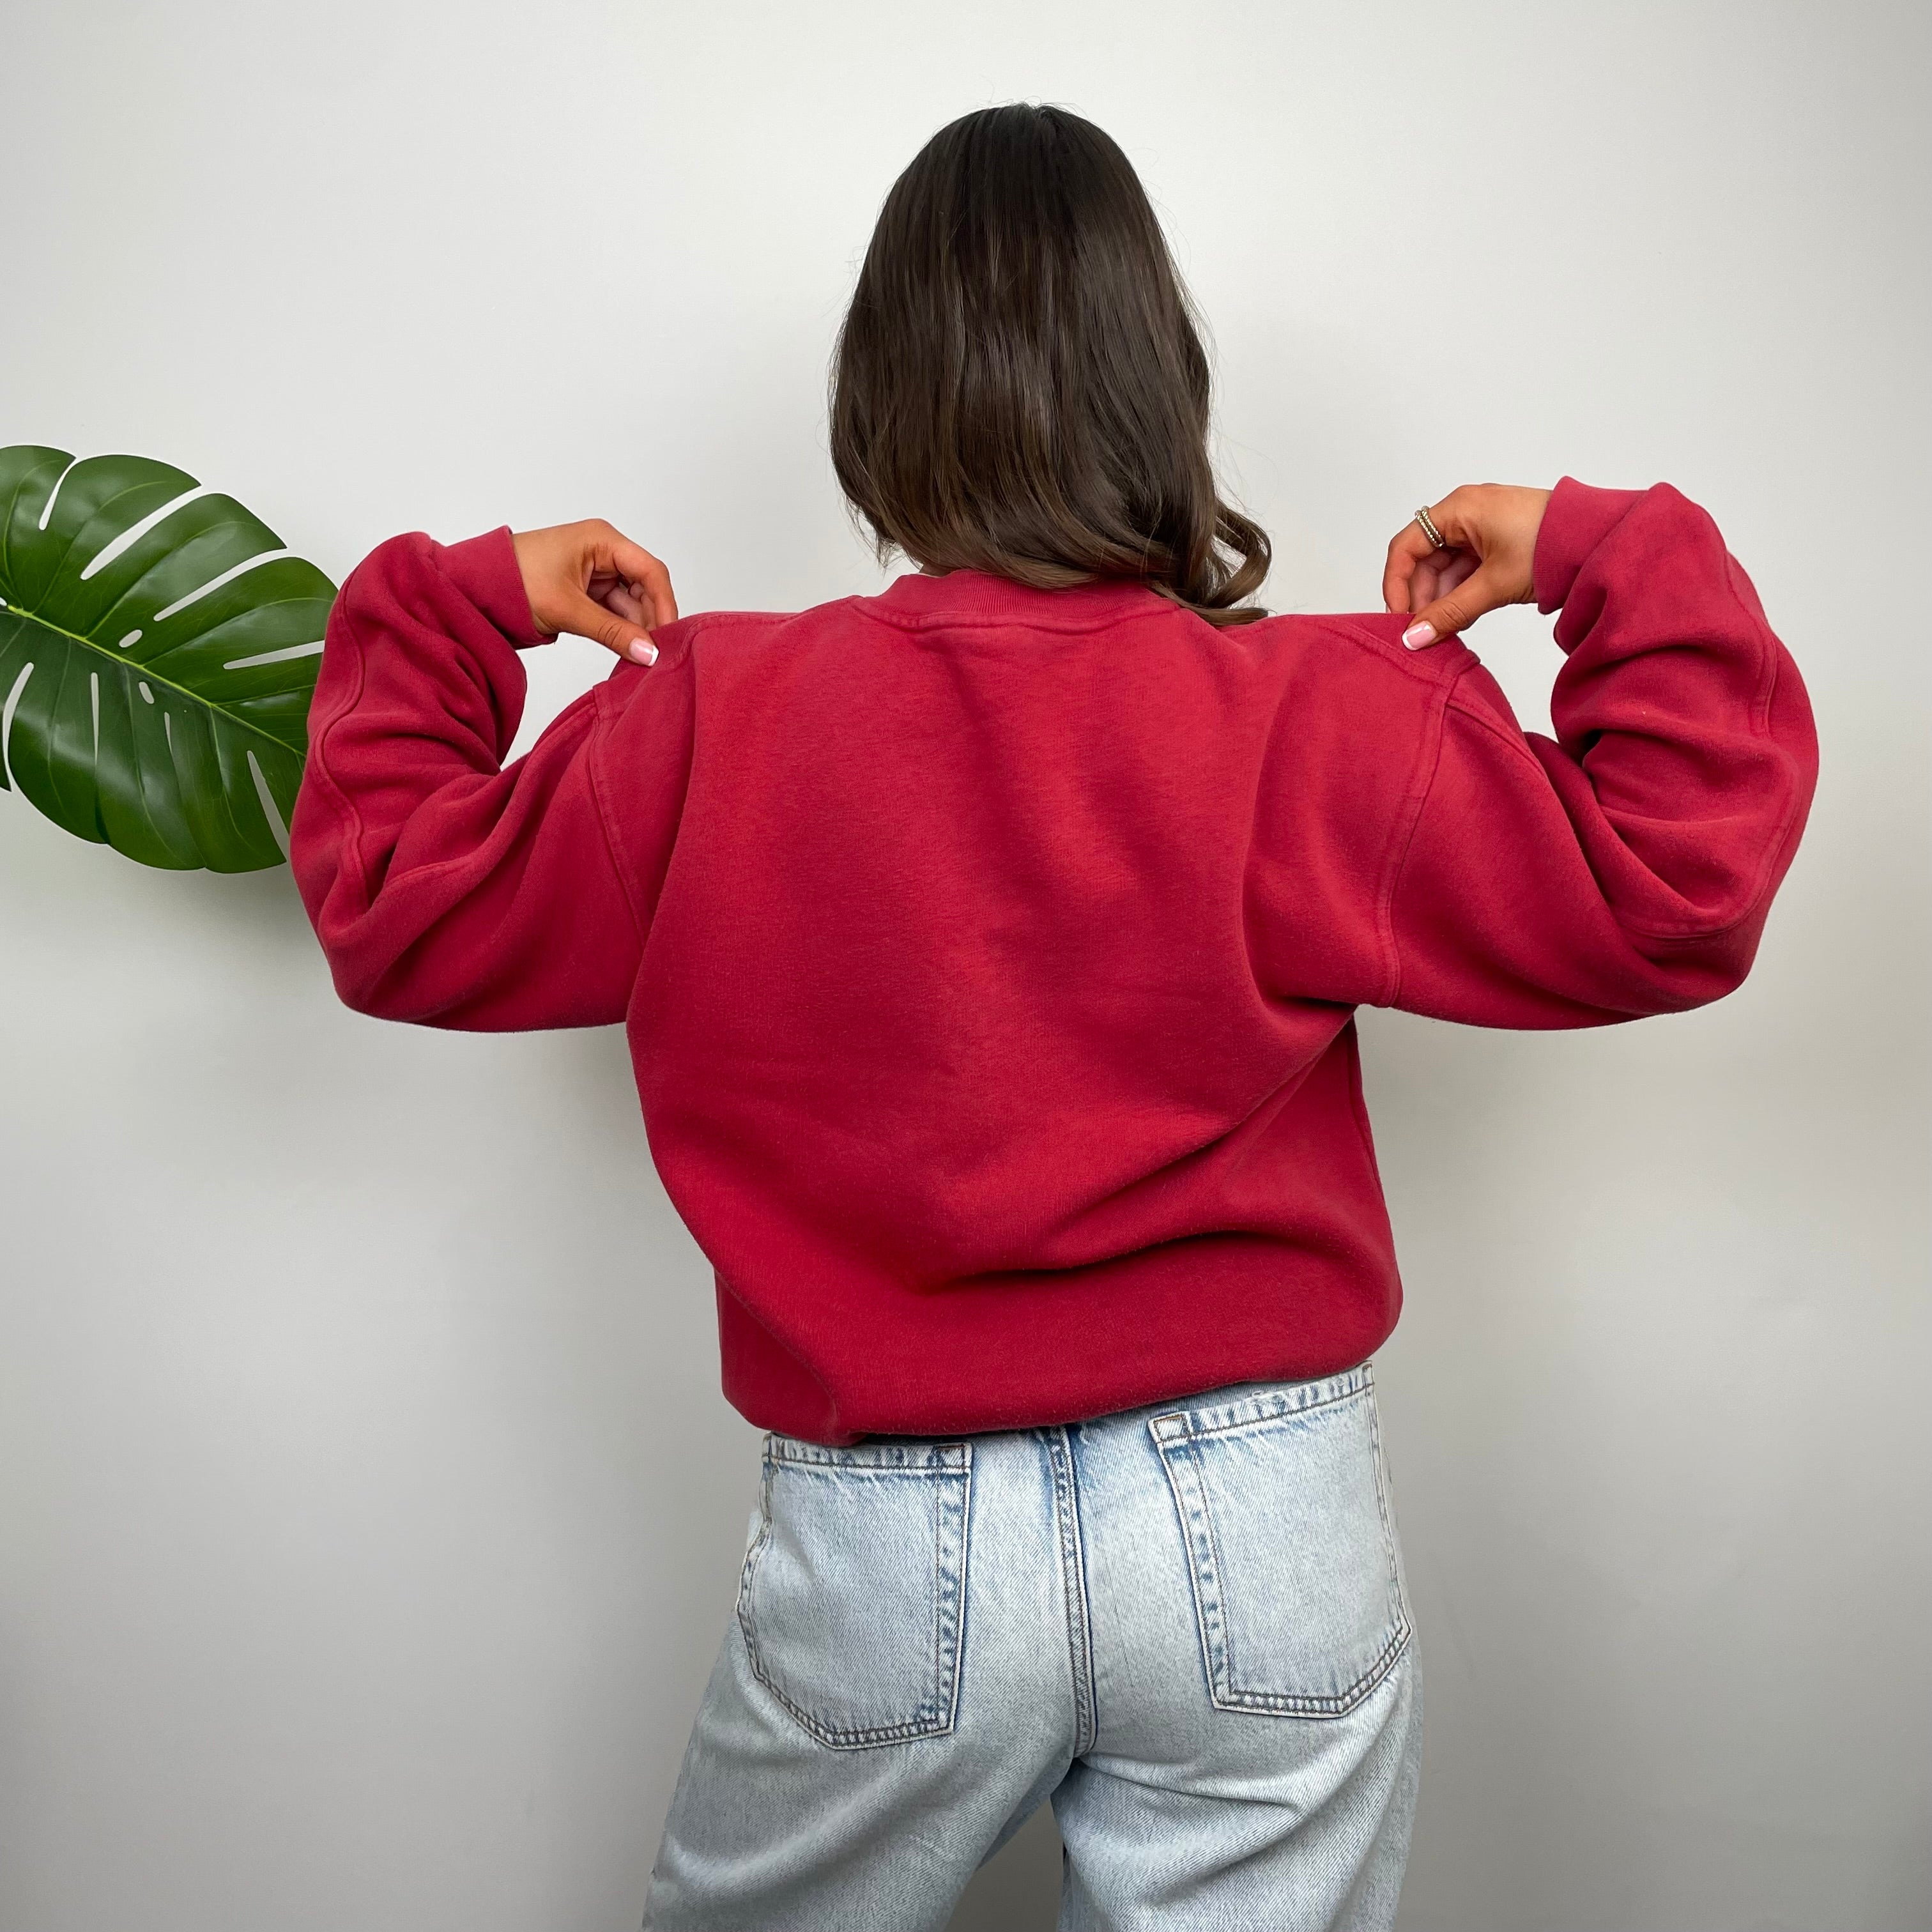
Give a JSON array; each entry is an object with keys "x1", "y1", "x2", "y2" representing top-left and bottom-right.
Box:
[
  {"x1": 733, "y1": 1454, "x2": 778, "y2": 1720},
  {"x1": 929, "y1": 1452, "x2": 972, "y2": 1740},
  {"x1": 1363, "y1": 1368, "x2": 1412, "y2": 1634},
  {"x1": 735, "y1": 1442, "x2": 973, "y2": 1751},
  {"x1": 1149, "y1": 1376, "x2": 1412, "y2": 1719},
  {"x1": 1191, "y1": 1436, "x2": 1238, "y2": 1696},
  {"x1": 1174, "y1": 1437, "x2": 1236, "y2": 1708},
  {"x1": 764, "y1": 1437, "x2": 970, "y2": 1473},
  {"x1": 1207, "y1": 1625, "x2": 1411, "y2": 1718},
  {"x1": 1046, "y1": 1434, "x2": 1082, "y2": 1748},
  {"x1": 1169, "y1": 1385, "x2": 1367, "y2": 1448},
  {"x1": 1147, "y1": 1365, "x2": 1373, "y2": 1445},
  {"x1": 1153, "y1": 1433, "x2": 1227, "y2": 1712},
  {"x1": 1043, "y1": 1429, "x2": 1098, "y2": 1756},
  {"x1": 942, "y1": 1453, "x2": 974, "y2": 1738}
]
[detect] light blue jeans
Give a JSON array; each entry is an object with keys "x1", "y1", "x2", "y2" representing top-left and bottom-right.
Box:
[{"x1": 646, "y1": 1365, "x2": 1422, "y2": 1931}]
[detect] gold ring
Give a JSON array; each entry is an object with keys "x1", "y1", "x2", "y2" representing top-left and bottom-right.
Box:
[{"x1": 1414, "y1": 506, "x2": 1446, "y2": 549}]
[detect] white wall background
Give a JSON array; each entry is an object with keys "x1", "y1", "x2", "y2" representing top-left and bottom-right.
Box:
[{"x1": 2, "y1": 3, "x2": 1926, "y2": 1928}]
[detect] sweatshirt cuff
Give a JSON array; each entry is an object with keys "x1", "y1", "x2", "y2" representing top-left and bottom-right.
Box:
[
  {"x1": 438, "y1": 526, "x2": 548, "y2": 645},
  {"x1": 1533, "y1": 478, "x2": 1648, "y2": 614}
]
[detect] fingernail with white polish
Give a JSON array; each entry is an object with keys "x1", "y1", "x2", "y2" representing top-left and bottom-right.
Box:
[
  {"x1": 1401, "y1": 621, "x2": 1437, "y2": 650},
  {"x1": 627, "y1": 638, "x2": 657, "y2": 664}
]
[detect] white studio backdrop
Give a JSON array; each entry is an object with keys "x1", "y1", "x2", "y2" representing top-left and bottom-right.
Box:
[{"x1": 2, "y1": 3, "x2": 1926, "y2": 1929}]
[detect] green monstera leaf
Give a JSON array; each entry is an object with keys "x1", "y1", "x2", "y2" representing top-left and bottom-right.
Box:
[{"x1": 0, "y1": 445, "x2": 337, "y2": 871}]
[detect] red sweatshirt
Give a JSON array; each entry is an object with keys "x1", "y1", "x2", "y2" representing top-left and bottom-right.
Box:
[{"x1": 291, "y1": 480, "x2": 1816, "y2": 1445}]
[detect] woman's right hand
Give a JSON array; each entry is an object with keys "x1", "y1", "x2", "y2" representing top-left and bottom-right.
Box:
[
  {"x1": 512, "y1": 519, "x2": 678, "y2": 664},
  {"x1": 1382, "y1": 484, "x2": 1552, "y2": 649}
]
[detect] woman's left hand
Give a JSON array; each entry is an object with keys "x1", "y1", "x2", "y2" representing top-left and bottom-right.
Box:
[{"x1": 511, "y1": 519, "x2": 678, "y2": 664}]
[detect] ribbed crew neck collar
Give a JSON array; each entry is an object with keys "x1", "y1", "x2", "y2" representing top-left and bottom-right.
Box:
[{"x1": 865, "y1": 568, "x2": 1172, "y2": 629}]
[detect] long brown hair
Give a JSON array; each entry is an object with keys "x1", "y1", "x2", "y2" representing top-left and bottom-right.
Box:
[{"x1": 829, "y1": 104, "x2": 1270, "y2": 626}]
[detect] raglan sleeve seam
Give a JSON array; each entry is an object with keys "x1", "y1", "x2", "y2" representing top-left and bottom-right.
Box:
[
  {"x1": 1378, "y1": 666, "x2": 1466, "y2": 1011},
  {"x1": 586, "y1": 680, "x2": 651, "y2": 948}
]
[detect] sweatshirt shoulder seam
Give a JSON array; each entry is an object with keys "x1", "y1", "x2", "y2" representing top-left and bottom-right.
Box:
[
  {"x1": 1441, "y1": 681, "x2": 1556, "y2": 772},
  {"x1": 586, "y1": 683, "x2": 651, "y2": 948},
  {"x1": 1312, "y1": 616, "x2": 1476, "y2": 692},
  {"x1": 648, "y1": 608, "x2": 794, "y2": 668},
  {"x1": 1379, "y1": 666, "x2": 1467, "y2": 1009}
]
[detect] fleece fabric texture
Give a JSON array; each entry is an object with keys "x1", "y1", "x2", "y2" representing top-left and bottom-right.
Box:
[{"x1": 290, "y1": 479, "x2": 1818, "y2": 1444}]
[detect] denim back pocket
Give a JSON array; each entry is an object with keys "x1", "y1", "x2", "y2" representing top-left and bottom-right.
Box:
[
  {"x1": 1150, "y1": 1367, "x2": 1409, "y2": 1717},
  {"x1": 737, "y1": 1435, "x2": 972, "y2": 1750}
]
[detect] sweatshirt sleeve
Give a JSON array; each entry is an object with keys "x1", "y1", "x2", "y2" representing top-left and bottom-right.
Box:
[
  {"x1": 289, "y1": 525, "x2": 666, "y2": 1030},
  {"x1": 1383, "y1": 478, "x2": 1818, "y2": 1027}
]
